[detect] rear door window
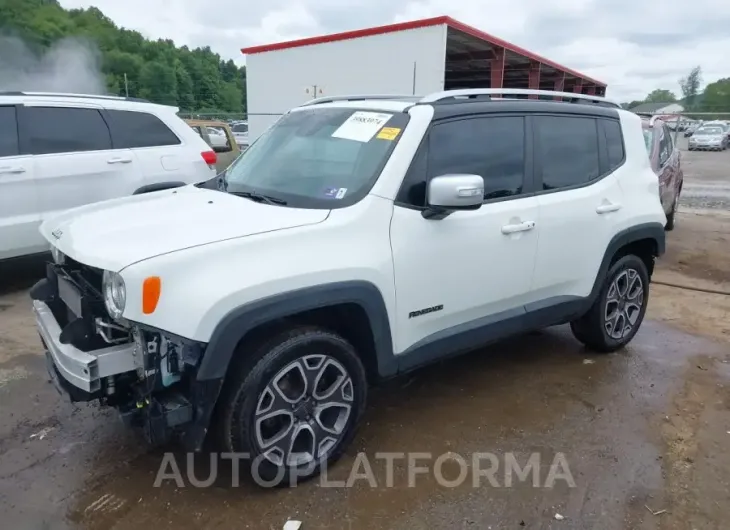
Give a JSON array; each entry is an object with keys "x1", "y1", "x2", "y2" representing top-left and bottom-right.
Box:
[
  {"x1": 24, "y1": 106, "x2": 112, "y2": 155},
  {"x1": 535, "y1": 116, "x2": 600, "y2": 190},
  {"x1": 106, "y1": 110, "x2": 181, "y2": 148},
  {"x1": 0, "y1": 106, "x2": 19, "y2": 157}
]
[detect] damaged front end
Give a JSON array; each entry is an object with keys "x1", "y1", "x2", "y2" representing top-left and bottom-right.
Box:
[{"x1": 31, "y1": 259, "x2": 211, "y2": 448}]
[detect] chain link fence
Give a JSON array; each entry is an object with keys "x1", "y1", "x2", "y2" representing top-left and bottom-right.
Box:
[{"x1": 178, "y1": 112, "x2": 248, "y2": 122}]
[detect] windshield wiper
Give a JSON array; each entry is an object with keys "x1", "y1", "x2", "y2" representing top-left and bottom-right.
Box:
[{"x1": 230, "y1": 190, "x2": 287, "y2": 206}]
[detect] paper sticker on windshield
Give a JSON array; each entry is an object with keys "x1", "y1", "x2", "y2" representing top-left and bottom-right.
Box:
[
  {"x1": 376, "y1": 127, "x2": 401, "y2": 141},
  {"x1": 331, "y1": 112, "x2": 393, "y2": 143},
  {"x1": 324, "y1": 187, "x2": 348, "y2": 199}
]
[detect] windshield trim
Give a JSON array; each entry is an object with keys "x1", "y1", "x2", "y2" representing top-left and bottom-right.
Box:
[{"x1": 223, "y1": 107, "x2": 411, "y2": 210}]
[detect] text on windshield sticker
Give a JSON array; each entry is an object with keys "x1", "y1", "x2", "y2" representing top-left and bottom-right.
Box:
[{"x1": 331, "y1": 112, "x2": 393, "y2": 143}]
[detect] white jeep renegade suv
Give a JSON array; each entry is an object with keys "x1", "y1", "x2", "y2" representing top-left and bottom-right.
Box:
[
  {"x1": 0, "y1": 91, "x2": 217, "y2": 261},
  {"x1": 31, "y1": 89, "x2": 666, "y2": 486}
]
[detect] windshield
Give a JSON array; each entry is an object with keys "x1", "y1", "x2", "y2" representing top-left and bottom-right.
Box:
[
  {"x1": 223, "y1": 107, "x2": 409, "y2": 208},
  {"x1": 232, "y1": 123, "x2": 248, "y2": 133},
  {"x1": 696, "y1": 127, "x2": 723, "y2": 135}
]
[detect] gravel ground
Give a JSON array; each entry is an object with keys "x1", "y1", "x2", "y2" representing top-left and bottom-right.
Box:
[{"x1": 675, "y1": 135, "x2": 730, "y2": 210}]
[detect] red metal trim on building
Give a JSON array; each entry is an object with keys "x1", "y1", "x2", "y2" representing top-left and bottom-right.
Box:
[{"x1": 240, "y1": 15, "x2": 606, "y2": 88}]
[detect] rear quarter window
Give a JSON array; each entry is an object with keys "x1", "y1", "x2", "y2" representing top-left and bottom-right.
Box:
[
  {"x1": 601, "y1": 119, "x2": 625, "y2": 171},
  {"x1": 106, "y1": 109, "x2": 181, "y2": 148}
]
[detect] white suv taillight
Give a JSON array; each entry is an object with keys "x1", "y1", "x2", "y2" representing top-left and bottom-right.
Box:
[{"x1": 201, "y1": 150, "x2": 217, "y2": 170}]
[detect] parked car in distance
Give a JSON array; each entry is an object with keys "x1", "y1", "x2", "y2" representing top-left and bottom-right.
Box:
[
  {"x1": 34, "y1": 89, "x2": 666, "y2": 487},
  {"x1": 642, "y1": 116, "x2": 683, "y2": 230},
  {"x1": 688, "y1": 124, "x2": 729, "y2": 151},
  {"x1": 684, "y1": 123, "x2": 700, "y2": 137},
  {"x1": 205, "y1": 127, "x2": 228, "y2": 148},
  {"x1": 0, "y1": 91, "x2": 217, "y2": 262},
  {"x1": 186, "y1": 119, "x2": 241, "y2": 173},
  {"x1": 231, "y1": 121, "x2": 249, "y2": 149}
]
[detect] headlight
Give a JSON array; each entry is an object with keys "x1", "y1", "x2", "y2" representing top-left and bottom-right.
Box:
[
  {"x1": 102, "y1": 271, "x2": 126, "y2": 319},
  {"x1": 50, "y1": 246, "x2": 65, "y2": 265}
]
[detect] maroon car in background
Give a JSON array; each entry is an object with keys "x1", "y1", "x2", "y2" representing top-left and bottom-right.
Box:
[{"x1": 642, "y1": 117, "x2": 684, "y2": 230}]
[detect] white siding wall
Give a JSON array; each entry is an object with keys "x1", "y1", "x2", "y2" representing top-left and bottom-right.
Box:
[{"x1": 245, "y1": 24, "x2": 448, "y2": 140}]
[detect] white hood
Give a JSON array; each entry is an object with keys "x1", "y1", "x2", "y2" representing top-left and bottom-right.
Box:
[{"x1": 40, "y1": 186, "x2": 329, "y2": 271}]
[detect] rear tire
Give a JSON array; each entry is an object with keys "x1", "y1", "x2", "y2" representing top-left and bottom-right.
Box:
[
  {"x1": 570, "y1": 255, "x2": 650, "y2": 353},
  {"x1": 665, "y1": 193, "x2": 678, "y2": 231},
  {"x1": 216, "y1": 326, "x2": 367, "y2": 487}
]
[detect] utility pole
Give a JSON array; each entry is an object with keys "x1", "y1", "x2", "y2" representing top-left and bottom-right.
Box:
[
  {"x1": 305, "y1": 84, "x2": 323, "y2": 99},
  {"x1": 123, "y1": 73, "x2": 129, "y2": 97}
]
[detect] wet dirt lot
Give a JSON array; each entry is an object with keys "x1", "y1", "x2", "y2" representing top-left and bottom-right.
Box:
[{"x1": 1, "y1": 142, "x2": 729, "y2": 530}]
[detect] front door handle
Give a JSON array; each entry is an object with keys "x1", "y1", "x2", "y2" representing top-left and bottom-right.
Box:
[
  {"x1": 107, "y1": 157, "x2": 132, "y2": 164},
  {"x1": 0, "y1": 166, "x2": 26, "y2": 174},
  {"x1": 501, "y1": 221, "x2": 536, "y2": 235},
  {"x1": 596, "y1": 203, "x2": 621, "y2": 214}
]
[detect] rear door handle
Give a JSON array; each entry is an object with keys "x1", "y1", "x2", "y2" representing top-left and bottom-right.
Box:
[
  {"x1": 107, "y1": 157, "x2": 132, "y2": 164},
  {"x1": 0, "y1": 166, "x2": 26, "y2": 174},
  {"x1": 501, "y1": 221, "x2": 536, "y2": 235},
  {"x1": 596, "y1": 203, "x2": 621, "y2": 214}
]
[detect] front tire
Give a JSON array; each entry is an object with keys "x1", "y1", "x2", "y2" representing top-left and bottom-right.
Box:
[
  {"x1": 217, "y1": 327, "x2": 367, "y2": 487},
  {"x1": 570, "y1": 255, "x2": 650, "y2": 352}
]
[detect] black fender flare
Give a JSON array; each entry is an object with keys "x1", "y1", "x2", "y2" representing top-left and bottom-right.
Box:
[
  {"x1": 586, "y1": 222, "x2": 665, "y2": 307},
  {"x1": 133, "y1": 181, "x2": 186, "y2": 194},
  {"x1": 185, "y1": 281, "x2": 395, "y2": 451},
  {"x1": 197, "y1": 280, "x2": 397, "y2": 381}
]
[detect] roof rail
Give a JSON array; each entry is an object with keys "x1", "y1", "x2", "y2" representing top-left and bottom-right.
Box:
[
  {"x1": 0, "y1": 91, "x2": 150, "y2": 103},
  {"x1": 299, "y1": 94, "x2": 422, "y2": 106},
  {"x1": 420, "y1": 89, "x2": 621, "y2": 108}
]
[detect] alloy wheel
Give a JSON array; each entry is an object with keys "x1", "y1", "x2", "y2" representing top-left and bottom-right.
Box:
[
  {"x1": 604, "y1": 268, "x2": 644, "y2": 340},
  {"x1": 254, "y1": 354, "x2": 354, "y2": 467}
]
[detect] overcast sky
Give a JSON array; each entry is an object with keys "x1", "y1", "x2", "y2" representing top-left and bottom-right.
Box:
[{"x1": 60, "y1": 0, "x2": 729, "y2": 102}]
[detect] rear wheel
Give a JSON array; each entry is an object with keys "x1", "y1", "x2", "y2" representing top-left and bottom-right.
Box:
[
  {"x1": 570, "y1": 255, "x2": 650, "y2": 352},
  {"x1": 665, "y1": 192, "x2": 679, "y2": 231},
  {"x1": 217, "y1": 327, "x2": 367, "y2": 487}
]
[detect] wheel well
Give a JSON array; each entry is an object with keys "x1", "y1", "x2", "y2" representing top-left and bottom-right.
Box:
[
  {"x1": 610, "y1": 238, "x2": 657, "y2": 277},
  {"x1": 232, "y1": 303, "x2": 379, "y2": 382}
]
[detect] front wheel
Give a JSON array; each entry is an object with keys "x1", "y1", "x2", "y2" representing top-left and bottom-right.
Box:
[
  {"x1": 217, "y1": 327, "x2": 367, "y2": 487},
  {"x1": 570, "y1": 255, "x2": 650, "y2": 352}
]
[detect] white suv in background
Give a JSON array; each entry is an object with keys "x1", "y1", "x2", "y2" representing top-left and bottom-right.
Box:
[
  {"x1": 231, "y1": 121, "x2": 249, "y2": 149},
  {"x1": 0, "y1": 92, "x2": 217, "y2": 261},
  {"x1": 32, "y1": 89, "x2": 666, "y2": 487}
]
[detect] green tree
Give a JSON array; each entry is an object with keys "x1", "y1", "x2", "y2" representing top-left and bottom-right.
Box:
[
  {"x1": 175, "y1": 62, "x2": 195, "y2": 110},
  {"x1": 0, "y1": 0, "x2": 246, "y2": 113},
  {"x1": 701, "y1": 78, "x2": 730, "y2": 112},
  {"x1": 645, "y1": 89, "x2": 677, "y2": 103},
  {"x1": 679, "y1": 66, "x2": 702, "y2": 110},
  {"x1": 138, "y1": 60, "x2": 177, "y2": 106}
]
